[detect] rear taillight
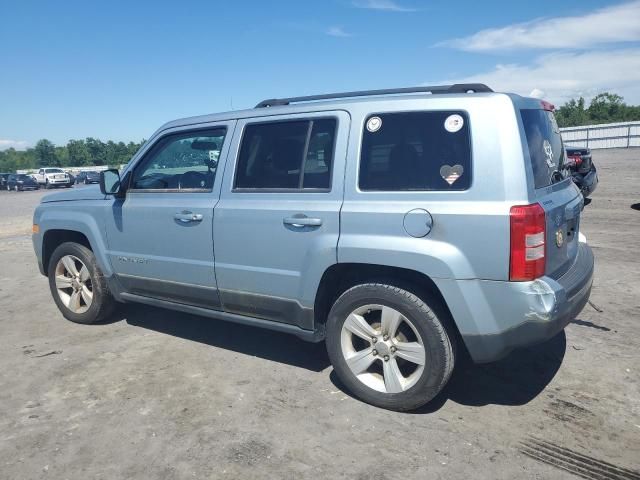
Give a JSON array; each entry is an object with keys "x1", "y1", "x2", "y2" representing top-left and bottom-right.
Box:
[
  {"x1": 570, "y1": 155, "x2": 582, "y2": 166},
  {"x1": 510, "y1": 203, "x2": 546, "y2": 281}
]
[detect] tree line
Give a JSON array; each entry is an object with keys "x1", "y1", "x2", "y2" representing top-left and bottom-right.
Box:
[
  {"x1": 0, "y1": 138, "x2": 145, "y2": 173},
  {"x1": 555, "y1": 93, "x2": 640, "y2": 128}
]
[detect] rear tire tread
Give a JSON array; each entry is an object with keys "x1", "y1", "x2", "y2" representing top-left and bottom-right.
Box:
[{"x1": 326, "y1": 282, "x2": 455, "y2": 411}]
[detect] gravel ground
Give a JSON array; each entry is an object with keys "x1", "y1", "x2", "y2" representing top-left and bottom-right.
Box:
[{"x1": 0, "y1": 151, "x2": 639, "y2": 479}]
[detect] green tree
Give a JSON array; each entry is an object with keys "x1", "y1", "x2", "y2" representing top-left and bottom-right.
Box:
[
  {"x1": 85, "y1": 137, "x2": 106, "y2": 165},
  {"x1": 587, "y1": 93, "x2": 625, "y2": 124},
  {"x1": 67, "y1": 139, "x2": 91, "y2": 166},
  {"x1": 556, "y1": 97, "x2": 588, "y2": 128},
  {"x1": 34, "y1": 139, "x2": 59, "y2": 167},
  {"x1": 555, "y1": 92, "x2": 640, "y2": 127}
]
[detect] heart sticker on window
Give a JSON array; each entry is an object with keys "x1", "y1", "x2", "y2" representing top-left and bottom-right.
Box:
[{"x1": 439, "y1": 164, "x2": 464, "y2": 185}]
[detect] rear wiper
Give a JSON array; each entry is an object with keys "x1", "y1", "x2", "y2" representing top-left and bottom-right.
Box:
[{"x1": 551, "y1": 170, "x2": 565, "y2": 184}]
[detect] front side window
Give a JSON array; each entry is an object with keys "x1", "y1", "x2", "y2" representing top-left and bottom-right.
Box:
[
  {"x1": 234, "y1": 118, "x2": 336, "y2": 190},
  {"x1": 359, "y1": 111, "x2": 472, "y2": 191},
  {"x1": 131, "y1": 128, "x2": 226, "y2": 191}
]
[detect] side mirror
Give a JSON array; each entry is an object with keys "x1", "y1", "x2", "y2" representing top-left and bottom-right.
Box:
[{"x1": 100, "y1": 169, "x2": 122, "y2": 195}]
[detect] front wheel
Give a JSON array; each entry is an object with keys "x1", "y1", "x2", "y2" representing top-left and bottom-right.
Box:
[
  {"x1": 326, "y1": 283, "x2": 455, "y2": 411},
  {"x1": 48, "y1": 242, "x2": 116, "y2": 324}
]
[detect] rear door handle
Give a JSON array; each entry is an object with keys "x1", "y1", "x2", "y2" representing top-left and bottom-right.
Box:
[
  {"x1": 283, "y1": 215, "x2": 322, "y2": 228},
  {"x1": 174, "y1": 211, "x2": 203, "y2": 223}
]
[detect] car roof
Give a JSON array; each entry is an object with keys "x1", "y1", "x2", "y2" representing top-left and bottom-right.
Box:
[{"x1": 157, "y1": 89, "x2": 539, "y2": 135}]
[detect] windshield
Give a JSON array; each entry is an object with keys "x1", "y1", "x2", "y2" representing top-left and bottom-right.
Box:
[
  {"x1": 520, "y1": 109, "x2": 565, "y2": 189},
  {"x1": 45, "y1": 168, "x2": 64, "y2": 173}
]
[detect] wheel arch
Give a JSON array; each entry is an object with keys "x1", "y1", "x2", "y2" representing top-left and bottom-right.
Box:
[
  {"x1": 38, "y1": 211, "x2": 113, "y2": 279},
  {"x1": 42, "y1": 229, "x2": 93, "y2": 275},
  {"x1": 314, "y1": 263, "x2": 462, "y2": 344}
]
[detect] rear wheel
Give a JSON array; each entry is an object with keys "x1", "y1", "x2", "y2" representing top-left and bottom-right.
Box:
[
  {"x1": 326, "y1": 283, "x2": 455, "y2": 411},
  {"x1": 48, "y1": 242, "x2": 116, "y2": 324}
]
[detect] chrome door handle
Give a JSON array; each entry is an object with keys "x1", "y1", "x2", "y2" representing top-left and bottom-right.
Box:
[
  {"x1": 174, "y1": 211, "x2": 203, "y2": 223},
  {"x1": 283, "y1": 215, "x2": 322, "y2": 227}
]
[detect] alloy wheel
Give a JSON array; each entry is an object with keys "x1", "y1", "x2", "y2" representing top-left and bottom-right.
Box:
[
  {"x1": 54, "y1": 255, "x2": 93, "y2": 314},
  {"x1": 340, "y1": 304, "x2": 426, "y2": 393}
]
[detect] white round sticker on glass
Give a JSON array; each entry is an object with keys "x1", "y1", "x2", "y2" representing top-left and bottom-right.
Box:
[
  {"x1": 366, "y1": 116, "x2": 382, "y2": 133},
  {"x1": 444, "y1": 114, "x2": 464, "y2": 133}
]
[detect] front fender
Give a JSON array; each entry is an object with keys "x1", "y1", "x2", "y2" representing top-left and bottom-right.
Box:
[{"x1": 34, "y1": 202, "x2": 112, "y2": 277}]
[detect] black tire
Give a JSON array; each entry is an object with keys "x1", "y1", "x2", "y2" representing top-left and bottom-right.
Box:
[
  {"x1": 326, "y1": 283, "x2": 455, "y2": 411},
  {"x1": 47, "y1": 242, "x2": 116, "y2": 324},
  {"x1": 45, "y1": 180, "x2": 50, "y2": 189},
  {"x1": 15, "y1": 185, "x2": 20, "y2": 192}
]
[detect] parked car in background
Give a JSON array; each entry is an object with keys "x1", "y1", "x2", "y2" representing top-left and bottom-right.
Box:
[
  {"x1": 0, "y1": 173, "x2": 10, "y2": 189},
  {"x1": 7, "y1": 173, "x2": 39, "y2": 191},
  {"x1": 565, "y1": 146, "x2": 597, "y2": 198},
  {"x1": 33, "y1": 168, "x2": 73, "y2": 189},
  {"x1": 76, "y1": 170, "x2": 101, "y2": 184}
]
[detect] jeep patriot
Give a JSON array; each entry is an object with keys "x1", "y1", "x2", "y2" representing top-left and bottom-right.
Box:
[{"x1": 32, "y1": 84, "x2": 594, "y2": 410}]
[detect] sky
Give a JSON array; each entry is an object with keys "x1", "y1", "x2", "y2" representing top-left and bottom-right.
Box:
[{"x1": 1, "y1": 0, "x2": 639, "y2": 149}]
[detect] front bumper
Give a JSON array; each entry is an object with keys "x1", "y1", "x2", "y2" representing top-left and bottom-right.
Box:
[
  {"x1": 439, "y1": 242, "x2": 594, "y2": 363},
  {"x1": 47, "y1": 178, "x2": 71, "y2": 185}
]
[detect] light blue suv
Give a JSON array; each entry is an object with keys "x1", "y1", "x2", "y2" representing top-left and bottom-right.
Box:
[{"x1": 32, "y1": 84, "x2": 594, "y2": 410}]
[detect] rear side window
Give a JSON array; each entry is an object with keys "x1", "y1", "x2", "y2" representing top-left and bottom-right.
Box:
[
  {"x1": 520, "y1": 109, "x2": 565, "y2": 189},
  {"x1": 234, "y1": 119, "x2": 336, "y2": 191},
  {"x1": 359, "y1": 111, "x2": 471, "y2": 191}
]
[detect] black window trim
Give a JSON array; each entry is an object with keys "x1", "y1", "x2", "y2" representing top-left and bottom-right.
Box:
[
  {"x1": 356, "y1": 109, "x2": 474, "y2": 193},
  {"x1": 232, "y1": 116, "x2": 338, "y2": 193},
  {"x1": 128, "y1": 126, "x2": 228, "y2": 194}
]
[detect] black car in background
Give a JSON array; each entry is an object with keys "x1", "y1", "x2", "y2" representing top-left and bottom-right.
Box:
[
  {"x1": 0, "y1": 173, "x2": 10, "y2": 189},
  {"x1": 76, "y1": 170, "x2": 101, "y2": 184},
  {"x1": 6, "y1": 173, "x2": 39, "y2": 191},
  {"x1": 565, "y1": 146, "x2": 598, "y2": 198}
]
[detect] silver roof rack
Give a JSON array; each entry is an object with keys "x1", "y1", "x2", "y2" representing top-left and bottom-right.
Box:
[{"x1": 255, "y1": 83, "x2": 493, "y2": 108}]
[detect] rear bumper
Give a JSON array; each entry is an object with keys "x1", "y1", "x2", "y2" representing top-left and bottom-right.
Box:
[
  {"x1": 572, "y1": 166, "x2": 598, "y2": 197},
  {"x1": 440, "y1": 242, "x2": 594, "y2": 363}
]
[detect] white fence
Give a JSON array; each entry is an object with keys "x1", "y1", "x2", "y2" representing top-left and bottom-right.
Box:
[{"x1": 560, "y1": 121, "x2": 640, "y2": 149}]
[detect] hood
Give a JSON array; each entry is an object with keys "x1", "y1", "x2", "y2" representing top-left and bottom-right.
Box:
[{"x1": 41, "y1": 185, "x2": 106, "y2": 203}]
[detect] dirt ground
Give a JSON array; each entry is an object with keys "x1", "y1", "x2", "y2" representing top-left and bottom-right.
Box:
[{"x1": 1, "y1": 151, "x2": 639, "y2": 480}]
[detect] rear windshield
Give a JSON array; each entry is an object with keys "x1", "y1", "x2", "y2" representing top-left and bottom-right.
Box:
[
  {"x1": 520, "y1": 109, "x2": 564, "y2": 189},
  {"x1": 45, "y1": 168, "x2": 64, "y2": 173}
]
